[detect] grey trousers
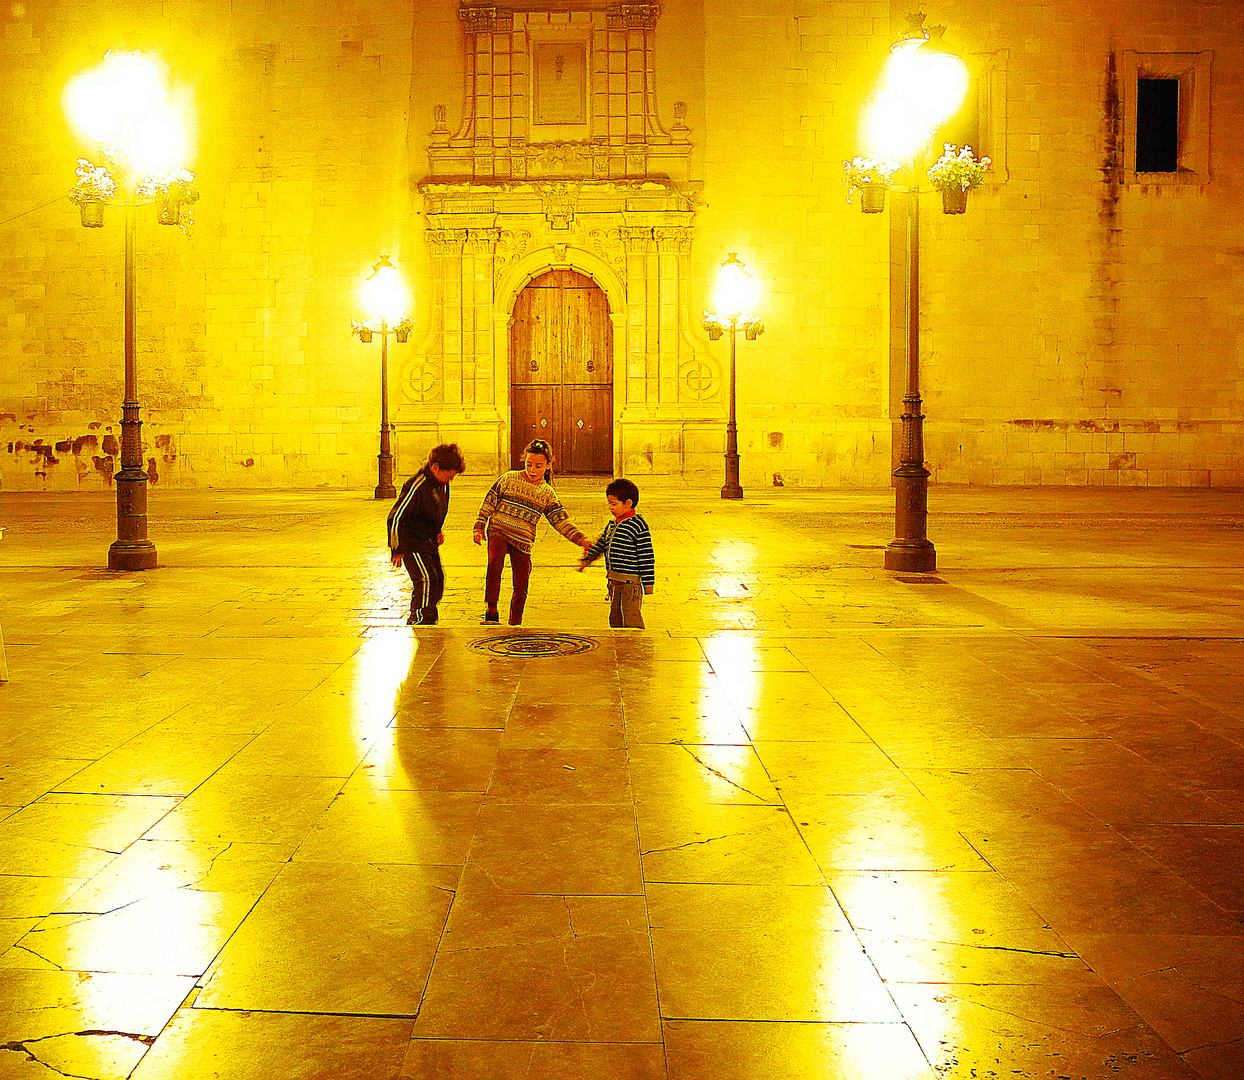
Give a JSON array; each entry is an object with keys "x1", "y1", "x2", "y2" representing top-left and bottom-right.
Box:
[{"x1": 607, "y1": 572, "x2": 645, "y2": 628}]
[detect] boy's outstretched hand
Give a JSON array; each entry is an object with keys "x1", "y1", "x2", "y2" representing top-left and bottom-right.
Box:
[
  {"x1": 390, "y1": 551, "x2": 403, "y2": 568},
  {"x1": 473, "y1": 531, "x2": 484, "y2": 546}
]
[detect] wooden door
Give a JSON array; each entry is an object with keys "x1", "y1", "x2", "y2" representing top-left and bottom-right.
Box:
[{"x1": 510, "y1": 269, "x2": 612, "y2": 474}]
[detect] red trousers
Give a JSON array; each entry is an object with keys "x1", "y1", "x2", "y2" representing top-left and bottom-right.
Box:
[{"x1": 485, "y1": 530, "x2": 533, "y2": 625}]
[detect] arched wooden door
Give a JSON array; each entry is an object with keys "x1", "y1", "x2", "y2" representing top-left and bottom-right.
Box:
[{"x1": 509, "y1": 269, "x2": 613, "y2": 475}]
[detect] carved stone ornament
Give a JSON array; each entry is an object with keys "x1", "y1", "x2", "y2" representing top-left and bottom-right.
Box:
[
  {"x1": 535, "y1": 181, "x2": 583, "y2": 230},
  {"x1": 588, "y1": 228, "x2": 626, "y2": 272},
  {"x1": 493, "y1": 229, "x2": 532, "y2": 284},
  {"x1": 529, "y1": 141, "x2": 594, "y2": 175},
  {"x1": 404, "y1": 362, "x2": 439, "y2": 402},
  {"x1": 679, "y1": 359, "x2": 719, "y2": 402},
  {"x1": 552, "y1": 242, "x2": 569, "y2": 265}
]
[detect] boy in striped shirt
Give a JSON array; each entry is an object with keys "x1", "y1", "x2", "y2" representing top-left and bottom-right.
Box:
[{"x1": 577, "y1": 478, "x2": 655, "y2": 629}]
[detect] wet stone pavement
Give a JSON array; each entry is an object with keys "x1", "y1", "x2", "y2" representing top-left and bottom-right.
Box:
[{"x1": 0, "y1": 481, "x2": 1243, "y2": 1079}]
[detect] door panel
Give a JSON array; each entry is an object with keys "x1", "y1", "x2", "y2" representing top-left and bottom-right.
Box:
[
  {"x1": 509, "y1": 269, "x2": 613, "y2": 474},
  {"x1": 510, "y1": 386, "x2": 556, "y2": 469},
  {"x1": 562, "y1": 387, "x2": 613, "y2": 475}
]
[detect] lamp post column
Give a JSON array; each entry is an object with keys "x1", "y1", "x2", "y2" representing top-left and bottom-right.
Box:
[
  {"x1": 722, "y1": 318, "x2": 743, "y2": 500},
  {"x1": 108, "y1": 190, "x2": 157, "y2": 570},
  {"x1": 375, "y1": 322, "x2": 396, "y2": 500},
  {"x1": 885, "y1": 181, "x2": 936, "y2": 573}
]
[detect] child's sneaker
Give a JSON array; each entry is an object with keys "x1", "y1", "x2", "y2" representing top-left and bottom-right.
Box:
[{"x1": 482, "y1": 611, "x2": 499, "y2": 624}]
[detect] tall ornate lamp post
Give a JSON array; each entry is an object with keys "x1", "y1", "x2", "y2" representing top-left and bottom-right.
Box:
[
  {"x1": 862, "y1": 15, "x2": 969, "y2": 573},
  {"x1": 703, "y1": 254, "x2": 764, "y2": 500},
  {"x1": 65, "y1": 51, "x2": 195, "y2": 570},
  {"x1": 354, "y1": 255, "x2": 411, "y2": 500}
]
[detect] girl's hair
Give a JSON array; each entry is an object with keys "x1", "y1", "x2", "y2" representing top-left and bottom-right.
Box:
[
  {"x1": 427, "y1": 443, "x2": 465, "y2": 472},
  {"x1": 522, "y1": 439, "x2": 554, "y2": 485},
  {"x1": 523, "y1": 438, "x2": 553, "y2": 461}
]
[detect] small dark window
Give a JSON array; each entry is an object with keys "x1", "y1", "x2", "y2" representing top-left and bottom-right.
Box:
[{"x1": 1136, "y1": 78, "x2": 1179, "y2": 172}]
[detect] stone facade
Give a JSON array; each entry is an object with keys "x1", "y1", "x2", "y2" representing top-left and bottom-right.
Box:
[{"x1": 1, "y1": 0, "x2": 1241, "y2": 491}]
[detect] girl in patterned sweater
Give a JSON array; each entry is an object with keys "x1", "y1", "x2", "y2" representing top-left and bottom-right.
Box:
[{"x1": 473, "y1": 439, "x2": 592, "y2": 625}]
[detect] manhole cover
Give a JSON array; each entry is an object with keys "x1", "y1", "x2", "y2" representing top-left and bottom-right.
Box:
[{"x1": 470, "y1": 632, "x2": 598, "y2": 657}]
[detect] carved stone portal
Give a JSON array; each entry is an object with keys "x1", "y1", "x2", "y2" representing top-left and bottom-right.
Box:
[{"x1": 403, "y1": 0, "x2": 719, "y2": 476}]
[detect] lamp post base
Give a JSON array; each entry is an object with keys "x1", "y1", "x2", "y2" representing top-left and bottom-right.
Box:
[
  {"x1": 375, "y1": 452, "x2": 396, "y2": 501},
  {"x1": 884, "y1": 539, "x2": 936, "y2": 573},
  {"x1": 108, "y1": 540, "x2": 158, "y2": 571},
  {"x1": 721, "y1": 452, "x2": 743, "y2": 500}
]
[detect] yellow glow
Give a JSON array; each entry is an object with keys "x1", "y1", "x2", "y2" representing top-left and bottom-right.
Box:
[
  {"x1": 65, "y1": 51, "x2": 189, "y2": 178},
  {"x1": 866, "y1": 43, "x2": 969, "y2": 160},
  {"x1": 711, "y1": 254, "x2": 759, "y2": 323},
  {"x1": 360, "y1": 257, "x2": 409, "y2": 327}
]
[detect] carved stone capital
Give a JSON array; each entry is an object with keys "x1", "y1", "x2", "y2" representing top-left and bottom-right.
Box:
[
  {"x1": 464, "y1": 226, "x2": 501, "y2": 253},
  {"x1": 607, "y1": 3, "x2": 660, "y2": 30},
  {"x1": 620, "y1": 226, "x2": 655, "y2": 252},
  {"x1": 427, "y1": 228, "x2": 468, "y2": 255},
  {"x1": 459, "y1": 5, "x2": 512, "y2": 33},
  {"x1": 654, "y1": 226, "x2": 693, "y2": 254}
]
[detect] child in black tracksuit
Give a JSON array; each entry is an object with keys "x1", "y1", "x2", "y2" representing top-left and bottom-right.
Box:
[
  {"x1": 387, "y1": 444, "x2": 465, "y2": 625},
  {"x1": 578, "y1": 477, "x2": 655, "y2": 628}
]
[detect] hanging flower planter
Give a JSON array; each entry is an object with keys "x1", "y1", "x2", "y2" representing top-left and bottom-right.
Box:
[
  {"x1": 139, "y1": 169, "x2": 200, "y2": 234},
  {"x1": 860, "y1": 184, "x2": 888, "y2": 213},
  {"x1": 69, "y1": 159, "x2": 116, "y2": 229},
  {"x1": 358, "y1": 327, "x2": 373, "y2": 343},
  {"x1": 394, "y1": 318, "x2": 414, "y2": 344},
  {"x1": 78, "y1": 200, "x2": 105, "y2": 228},
  {"x1": 843, "y1": 156, "x2": 898, "y2": 215},
  {"x1": 157, "y1": 196, "x2": 182, "y2": 226},
  {"x1": 941, "y1": 187, "x2": 968, "y2": 215},
  {"x1": 927, "y1": 144, "x2": 991, "y2": 216}
]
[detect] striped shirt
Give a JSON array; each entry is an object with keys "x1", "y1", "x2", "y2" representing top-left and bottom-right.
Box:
[
  {"x1": 474, "y1": 471, "x2": 588, "y2": 555},
  {"x1": 582, "y1": 513, "x2": 655, "y2": 592}
]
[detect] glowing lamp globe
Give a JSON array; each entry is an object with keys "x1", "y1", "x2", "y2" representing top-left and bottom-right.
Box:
[
  {"x1": 865, "y1": 36, "x2": 969, "y2": 161},
  {"x1": 65, "y1": 52, "x2": 188, "y2": 177},
  {"x1": 712, "y1": 254, "x2": 759, "y2": 323},
  {"x1": 361, "y1": 256, "x2": 409, "y2": 327}
]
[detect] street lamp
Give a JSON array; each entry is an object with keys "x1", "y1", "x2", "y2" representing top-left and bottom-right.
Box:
[
  {"x1": 354, "y1": 255, "x2": 411, "y2": 500},
  {"x1": 864, "y1": 14, "x2": 969, "y2": 573},
  {"x1": 703, "y1": 254, "x2": 764, "y2": 500},
  {"x1": 65, "y1": 51, "x2": 195, "y2": 570}
]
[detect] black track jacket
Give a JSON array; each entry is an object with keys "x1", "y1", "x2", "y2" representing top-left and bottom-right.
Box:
[{"x1": 387, "y1": 467, "x2": 451, "y2": 554}]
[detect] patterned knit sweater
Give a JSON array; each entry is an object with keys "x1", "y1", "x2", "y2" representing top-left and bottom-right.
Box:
[
  {"x1": 474, "y1": 471, "x2": 588, "y2": 555},
  {"x1": 582, "y1": 513, "x2": 656, "y2": 592}
]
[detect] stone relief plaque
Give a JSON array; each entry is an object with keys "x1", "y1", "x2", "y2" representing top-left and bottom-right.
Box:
[{"x1": 533, "y1": 42, "x2": 586, "y2": 125}]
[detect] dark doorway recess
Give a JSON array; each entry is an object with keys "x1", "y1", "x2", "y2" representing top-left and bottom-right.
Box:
[
  {"x1": 509, "y1": 269, "x2": 613, "y2": 475},
  {"x1": 1137, "y1": 78, "x2": 1179, "y2": 172}
]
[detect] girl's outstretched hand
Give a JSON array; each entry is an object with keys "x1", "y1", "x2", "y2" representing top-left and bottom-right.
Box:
[{"x1": 473, "y1": 531, "x2": 484, "y2": 546}]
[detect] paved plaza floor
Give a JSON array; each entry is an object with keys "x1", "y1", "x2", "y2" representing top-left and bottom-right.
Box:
[{"x1": 1, "y1": 480, "x2": 1243, "y2": 1079}]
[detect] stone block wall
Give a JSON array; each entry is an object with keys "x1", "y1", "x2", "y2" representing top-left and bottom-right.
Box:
[
  {"x1": 1, "y1": 0, "x2": 1241, "y2": 491},
  {"x1": 1, "y1": 0, "x2": 413, "y2": 491}
]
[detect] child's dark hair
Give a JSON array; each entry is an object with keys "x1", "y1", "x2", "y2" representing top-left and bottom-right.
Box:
[
  {"x1": 428, "y1": 443, "x2": 465, "y2": 472},
  {"x1": 606, "y1": 477, "x2": 640, "y2": 507}
]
